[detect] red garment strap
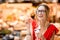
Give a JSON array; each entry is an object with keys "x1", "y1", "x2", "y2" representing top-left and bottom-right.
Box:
[
  {"x1": 44, "y1": 24, "x2": 59, "y2": 40},
  {"x1": 32, "y1": 20, "x2": 37, "y2": 40}
]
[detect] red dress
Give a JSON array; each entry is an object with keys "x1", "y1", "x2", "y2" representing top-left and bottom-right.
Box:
[
  {"x1": 32, "y1": 20, "x2": 59, "y2": 40},
  {"x1": 44, "y1": 24, "x2": 59, "y2": 40},
  {"x1": 32, "y1": 20, "x2": 37, "y2": 40}
]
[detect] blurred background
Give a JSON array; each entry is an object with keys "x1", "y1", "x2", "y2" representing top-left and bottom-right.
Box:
[{"x1": 0, "y1": 0, "x2": 60, "y2": 40}]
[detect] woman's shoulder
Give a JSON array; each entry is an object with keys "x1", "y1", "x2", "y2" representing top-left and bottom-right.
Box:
[
  {"x1": 48, "y1": 23, "x2": 57, "y2": 28},
  {"x1": 43, "y1": 23, "x2": 59, "y2": 39},
  {"x1": 48, "y1": 23, "x2": 59, "y2": 34}
]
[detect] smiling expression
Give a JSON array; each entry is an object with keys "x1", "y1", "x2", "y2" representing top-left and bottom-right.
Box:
[{"x1": 36, "y1": 6, "x2": 47, "y2": 21}]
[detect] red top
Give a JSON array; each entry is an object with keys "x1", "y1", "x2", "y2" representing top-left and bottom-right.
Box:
[
  {"x1": 32, "y1": 20, "x2": 59, "y2": 40},
  {"x1": 44, "y1": 24, "x2": 59, "y2": 40},
  {"x1": 32, "y1": 20, "x2": 37, "y2": 40}
]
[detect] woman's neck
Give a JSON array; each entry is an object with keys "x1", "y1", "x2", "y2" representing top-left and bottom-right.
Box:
[{"x1": 37, "y1": 20, "x2": 49, "y2": 30}]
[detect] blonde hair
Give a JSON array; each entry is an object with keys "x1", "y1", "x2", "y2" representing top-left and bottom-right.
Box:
[{"x1": 36, "y1": 4, "x2": 50, "y2": 17}]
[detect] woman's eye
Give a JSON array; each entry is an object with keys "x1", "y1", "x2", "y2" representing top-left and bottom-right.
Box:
[{"x1": 38, "y1": 10, "x2": 46, "y2": 12}]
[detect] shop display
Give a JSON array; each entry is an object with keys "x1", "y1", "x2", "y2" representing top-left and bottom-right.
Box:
[{"x1": 0, "y1": 3, "x2": 60, "y2": 40}]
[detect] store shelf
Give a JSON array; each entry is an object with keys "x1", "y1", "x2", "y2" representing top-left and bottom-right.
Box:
[{"x1": 14, "y1": 26, "x2": 27, "y2": 30}]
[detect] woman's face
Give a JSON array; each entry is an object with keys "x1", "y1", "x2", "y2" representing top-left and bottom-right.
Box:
[{"x1": 36, "y1": 6, "x2": 47, "y2": 21}]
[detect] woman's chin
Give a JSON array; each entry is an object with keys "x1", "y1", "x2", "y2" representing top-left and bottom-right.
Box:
[{"x1": 38, "y1": 18, "x2": 43, "y2": 21}]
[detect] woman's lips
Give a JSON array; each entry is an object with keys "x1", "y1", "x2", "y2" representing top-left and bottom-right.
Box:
[{"x1": 39, "y1": 15, "x2": 43, "y2": 17}]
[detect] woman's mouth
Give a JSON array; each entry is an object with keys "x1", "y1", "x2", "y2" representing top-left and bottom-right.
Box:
[{"x1": 39, "y1": 15, "x2": 43, "y2": 17}]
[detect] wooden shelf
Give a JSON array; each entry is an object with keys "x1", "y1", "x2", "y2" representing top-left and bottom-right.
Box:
[{"x1": 14, "y1": 26, "x2": 27, "y2": 30}]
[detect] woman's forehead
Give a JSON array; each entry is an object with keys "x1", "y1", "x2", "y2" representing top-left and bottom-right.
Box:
[{"x1": 38, "y1": 6, "x2": 46, "y2": 10}]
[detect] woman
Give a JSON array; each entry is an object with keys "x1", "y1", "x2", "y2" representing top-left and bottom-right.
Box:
[{"x1": 31, "y1": 4, "x2": 59, "y2": 40}]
